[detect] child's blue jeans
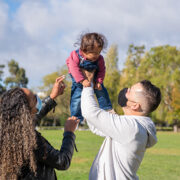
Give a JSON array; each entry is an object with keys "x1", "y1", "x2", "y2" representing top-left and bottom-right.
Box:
[{"x1": 70, "y1": 74, "x2": 112, "y2": 122}]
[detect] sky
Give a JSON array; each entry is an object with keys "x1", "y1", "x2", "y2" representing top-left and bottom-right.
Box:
[{"x1": 0, "y1": 0, "x2": 180, "y2": 89}]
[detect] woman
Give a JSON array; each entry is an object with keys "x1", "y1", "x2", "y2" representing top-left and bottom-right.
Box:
[{"x1": 0, "y1": 76, "x2": 79, "y2": 180}]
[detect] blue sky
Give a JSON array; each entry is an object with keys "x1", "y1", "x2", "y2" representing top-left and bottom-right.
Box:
[{"x1": 0, "y1": 0, "x2": 180, "y2": 89}]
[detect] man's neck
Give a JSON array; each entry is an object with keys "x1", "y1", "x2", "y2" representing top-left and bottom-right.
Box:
[{"x1": 123, "y1": 108, "x2": 144, "y2": 116}]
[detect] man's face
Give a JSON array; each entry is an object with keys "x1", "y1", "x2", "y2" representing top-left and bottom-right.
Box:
[{"x1": 125, "y1": 83, "x2": 144, "y2": 107}]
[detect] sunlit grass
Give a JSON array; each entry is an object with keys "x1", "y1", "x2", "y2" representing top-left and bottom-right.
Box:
[{"x1": 40, "y1": 130, "x2": 180, "y2": 180}]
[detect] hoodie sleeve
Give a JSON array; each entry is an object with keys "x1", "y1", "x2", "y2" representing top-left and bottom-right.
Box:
[
  {"x1": 87, "y1": 121, "x2": 106, "y2": 137},
  {"x1": 144, "y1": 120, "x2": 157, "y2": 148},
  {"x1": 66, "y1": 50, "x2": 86, "y2": 83},
  {"x1": 81, "y1": 86, "x2": 132, "y2": 143}
]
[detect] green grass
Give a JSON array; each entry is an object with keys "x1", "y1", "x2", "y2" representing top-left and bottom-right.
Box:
[{"x1": 40, "y1": 130, "x2": 180, "y2": 180}]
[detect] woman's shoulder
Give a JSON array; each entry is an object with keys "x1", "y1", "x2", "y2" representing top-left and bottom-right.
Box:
[{"x1": 35, "y1": 131, "x2": 51, "y2": 148}]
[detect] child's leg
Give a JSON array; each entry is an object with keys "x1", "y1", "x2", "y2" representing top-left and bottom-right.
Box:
[
  {"x1": 70, "y1": 83, "x2": 84, "y2": 122},
  {"x1": 94, "y1": 84, "x2": 112, "y2": 110}
]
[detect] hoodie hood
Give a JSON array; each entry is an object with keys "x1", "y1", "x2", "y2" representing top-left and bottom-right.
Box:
[{"x1": 136, "y1": 116, "x2": 157, "y2": 148}]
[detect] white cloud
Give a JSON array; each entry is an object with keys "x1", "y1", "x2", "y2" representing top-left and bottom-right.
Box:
[
  {"x1": 14, "y1": 1, "x2": 57, "y2": 39},
  {"x1": 0, "y1": 1, "x2": 8, "y2": 39},
  {"x1": 0, "y1": 0, "x2": 180, "y2": 88}
]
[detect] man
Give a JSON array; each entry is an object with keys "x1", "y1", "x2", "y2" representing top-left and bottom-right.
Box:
[{"x1": 81, "y1": 74, "x2": 161, "y2": 180}]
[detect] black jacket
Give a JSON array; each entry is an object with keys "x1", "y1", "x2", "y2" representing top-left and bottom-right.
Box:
[{"x1": 18, "y1": 96, "x2": 76, "y2": 180}]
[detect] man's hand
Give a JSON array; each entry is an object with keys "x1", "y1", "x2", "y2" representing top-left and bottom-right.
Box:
[
  {"x1": 50, "y1": 75, "x2": 66, "y2": 99},
  {"x1": 81, "y1": 79, "x2": 91, "y2": 87},
  {"x1": 64, "y1": 116, "x2": 80, "y2": 133},
  {"x1": 94, "y1": 82, "x2": 102, "y2": 90}
]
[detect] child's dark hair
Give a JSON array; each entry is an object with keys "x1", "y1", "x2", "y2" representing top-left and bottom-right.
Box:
[{"x1": 75, "y1": 32, "x2": 108, "y2": 53}]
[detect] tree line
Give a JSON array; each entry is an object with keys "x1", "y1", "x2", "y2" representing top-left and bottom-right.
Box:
[{"x1": 1, "y1": 45, "x2": 180, "y2": 131}]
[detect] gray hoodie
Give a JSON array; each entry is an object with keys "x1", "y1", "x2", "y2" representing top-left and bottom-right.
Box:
[{"x1": 81, "y1": 86, "x2": 157, "y2": 180}]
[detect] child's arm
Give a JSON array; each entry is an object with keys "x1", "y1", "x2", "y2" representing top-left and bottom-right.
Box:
[
  {"x1": 93, "y1": 56, "x2": 105, "y2": 90},
  {"x1": 67, "y1": 51, "x2": 86, "y2": 83},
  {"x1": 96, "y1": 55, "x2": 105, "y2": 84}
]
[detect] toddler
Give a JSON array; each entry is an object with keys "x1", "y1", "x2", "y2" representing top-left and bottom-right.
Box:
[{"x1": 66, "y1": 32, "x2": 113, "y2": 124}]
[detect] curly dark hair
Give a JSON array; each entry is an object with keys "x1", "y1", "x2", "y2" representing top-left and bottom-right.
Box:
[
  {"x1": 74, "y1": 32, "x2": 108, "y2": 53},
  {"x1": 0, "y1": 88, "x2": 37, "y2": 180}
]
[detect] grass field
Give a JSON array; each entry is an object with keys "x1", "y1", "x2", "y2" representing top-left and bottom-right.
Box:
[{"x1": 40, "y1": 130, "x2": 180, "y2": 180}]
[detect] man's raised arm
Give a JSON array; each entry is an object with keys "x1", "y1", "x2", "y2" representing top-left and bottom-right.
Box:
[{"x1": 81, "y1": 86, "x2": 125, "y2": 143}]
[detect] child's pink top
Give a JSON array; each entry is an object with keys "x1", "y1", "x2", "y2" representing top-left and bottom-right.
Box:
[{"x1": 66, "y1": 50, "x2": 105, "y2": 84}]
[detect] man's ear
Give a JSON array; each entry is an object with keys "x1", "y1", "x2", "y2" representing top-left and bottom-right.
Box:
[{"x1": 131, "y1": 103, "x2": 141, "y2": 111}]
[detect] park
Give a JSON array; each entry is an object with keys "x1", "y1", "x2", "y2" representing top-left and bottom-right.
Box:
[
  {"x1": 40, "y1": 129, "x2": 180, "y2": 180},
  {"x1": 0, "y1": 1, "x2": 180, "y2": 179},
  {"x1": 1, "y1": 43, "x2": 180, "y2": 180}
]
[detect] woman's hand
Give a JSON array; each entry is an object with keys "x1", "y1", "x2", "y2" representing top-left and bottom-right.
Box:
[
  {"x1": 50, "y1": 75, "x2": 66, "y2": 99},
  {"x1": 64, "y1": 116, "x2": 80, "y2": 133}
]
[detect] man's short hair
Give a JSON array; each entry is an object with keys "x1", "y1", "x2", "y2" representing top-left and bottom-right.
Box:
[{"x1": 140, "y1": 80, "x2": 161, "y2": 114}]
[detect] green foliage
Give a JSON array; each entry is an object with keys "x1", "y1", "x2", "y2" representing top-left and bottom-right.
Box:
[
  {"x1": 118, "y1": 44, "x2": 146, "y2": 114},
  {"x1": 40, "y1": 45, "x2": 122, "y2": 125},
  {"x1": 139, "y1": 45, "x2": 180, "y2": 125},
  {"x1": 0, "y1": 64, "x2": 5, "y2": 81},
  {"x1": 120, "y1": 44, "x2": 180, "y2": 127},
  {"x1": 120, "y1": 44, "x2": 145, "y2": 87},
  {"x1": 35, "y1": 44, "x2": 180, "y2": 127},
  {"x1": 39, "y1": 65, "x2": 71, "y2": 126},
  {"x1": 104, "y1": 44, "x2": 121, "y2": 112},
  {"x1": 5, "y1": 59, "x2": 28, "y2": 88}
]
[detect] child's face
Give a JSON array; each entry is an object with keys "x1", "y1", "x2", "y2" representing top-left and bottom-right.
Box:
[{"x1": 82, "y1": 47, "x2": 102, "y2": 61}]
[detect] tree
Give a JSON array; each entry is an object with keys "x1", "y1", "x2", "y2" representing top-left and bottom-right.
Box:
[
  {"x1": 0, "y1": 64, "x2": 6, "y2": 94},
  {"x1": 39, "y1": 65, "x2": 71, "y2": 126},
  {"x1": 104, "y1": 44, "x2": 121, "y2": 113},
  {"x1": 120, "y1": 44, "x2": 145, "y2": 87},
  {"x1": 5, "y1": 60, "x2": 28, "y2": 88},
  {"x1": 119, "y1": 44, "x2": 180, "y2": 131},
  {"x1": 138, "y1": 45, "x2": 180, "y2": 131}
]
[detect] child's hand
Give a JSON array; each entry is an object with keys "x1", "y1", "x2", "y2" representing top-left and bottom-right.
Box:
[
  {"x1": 81, "y1": 79, "x2": 91, "y2": 87},
  {"x1": 94, "y1": 82, "x2": 102, "y2": 90}
]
